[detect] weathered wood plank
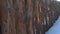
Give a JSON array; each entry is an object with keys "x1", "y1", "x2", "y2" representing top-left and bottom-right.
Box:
[{"x1": 0, "y1": 0, "x2": 59, "y2": 34}]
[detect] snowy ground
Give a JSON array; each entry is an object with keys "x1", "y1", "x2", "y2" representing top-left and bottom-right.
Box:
[{"x1": 45, "y1": 16, "x2": 60, "y2": 34}]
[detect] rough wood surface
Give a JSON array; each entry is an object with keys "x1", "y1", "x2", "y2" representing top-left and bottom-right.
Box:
[{"x1": 0, "y1": 0, "x2": 58, "y2": 34}]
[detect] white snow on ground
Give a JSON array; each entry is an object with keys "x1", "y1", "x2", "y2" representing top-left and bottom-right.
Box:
[{"x1": 45, "y1": 17, "x2": 60, "y2": 34}]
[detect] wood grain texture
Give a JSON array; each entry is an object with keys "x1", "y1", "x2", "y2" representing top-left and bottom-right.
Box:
[{"x1": 0, "y1": 0, "x2": 58, "y2": 34}]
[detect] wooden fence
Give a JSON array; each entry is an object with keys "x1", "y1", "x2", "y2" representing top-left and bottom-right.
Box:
[{"x1": 0, "y1": 0, "x2": 59, "y2": 34}]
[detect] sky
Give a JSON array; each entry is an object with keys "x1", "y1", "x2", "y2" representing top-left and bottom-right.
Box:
[{"x1": 57, "y1": 0, "x2": 60, "y2": 2}]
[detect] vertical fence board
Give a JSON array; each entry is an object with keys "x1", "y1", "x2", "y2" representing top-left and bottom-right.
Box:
[{"x1": 0, "y1": 0, "x2": 59, "y2": 34}]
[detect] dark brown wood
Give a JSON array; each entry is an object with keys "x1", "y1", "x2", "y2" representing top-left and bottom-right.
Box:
[{"x1": 0, "y1": 0, "x2": 59, "y2": 34}]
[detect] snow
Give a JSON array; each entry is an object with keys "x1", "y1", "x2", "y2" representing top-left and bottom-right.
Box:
[{"x1": 45, "y1": 17, "x2": 60, "y2": 34}]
